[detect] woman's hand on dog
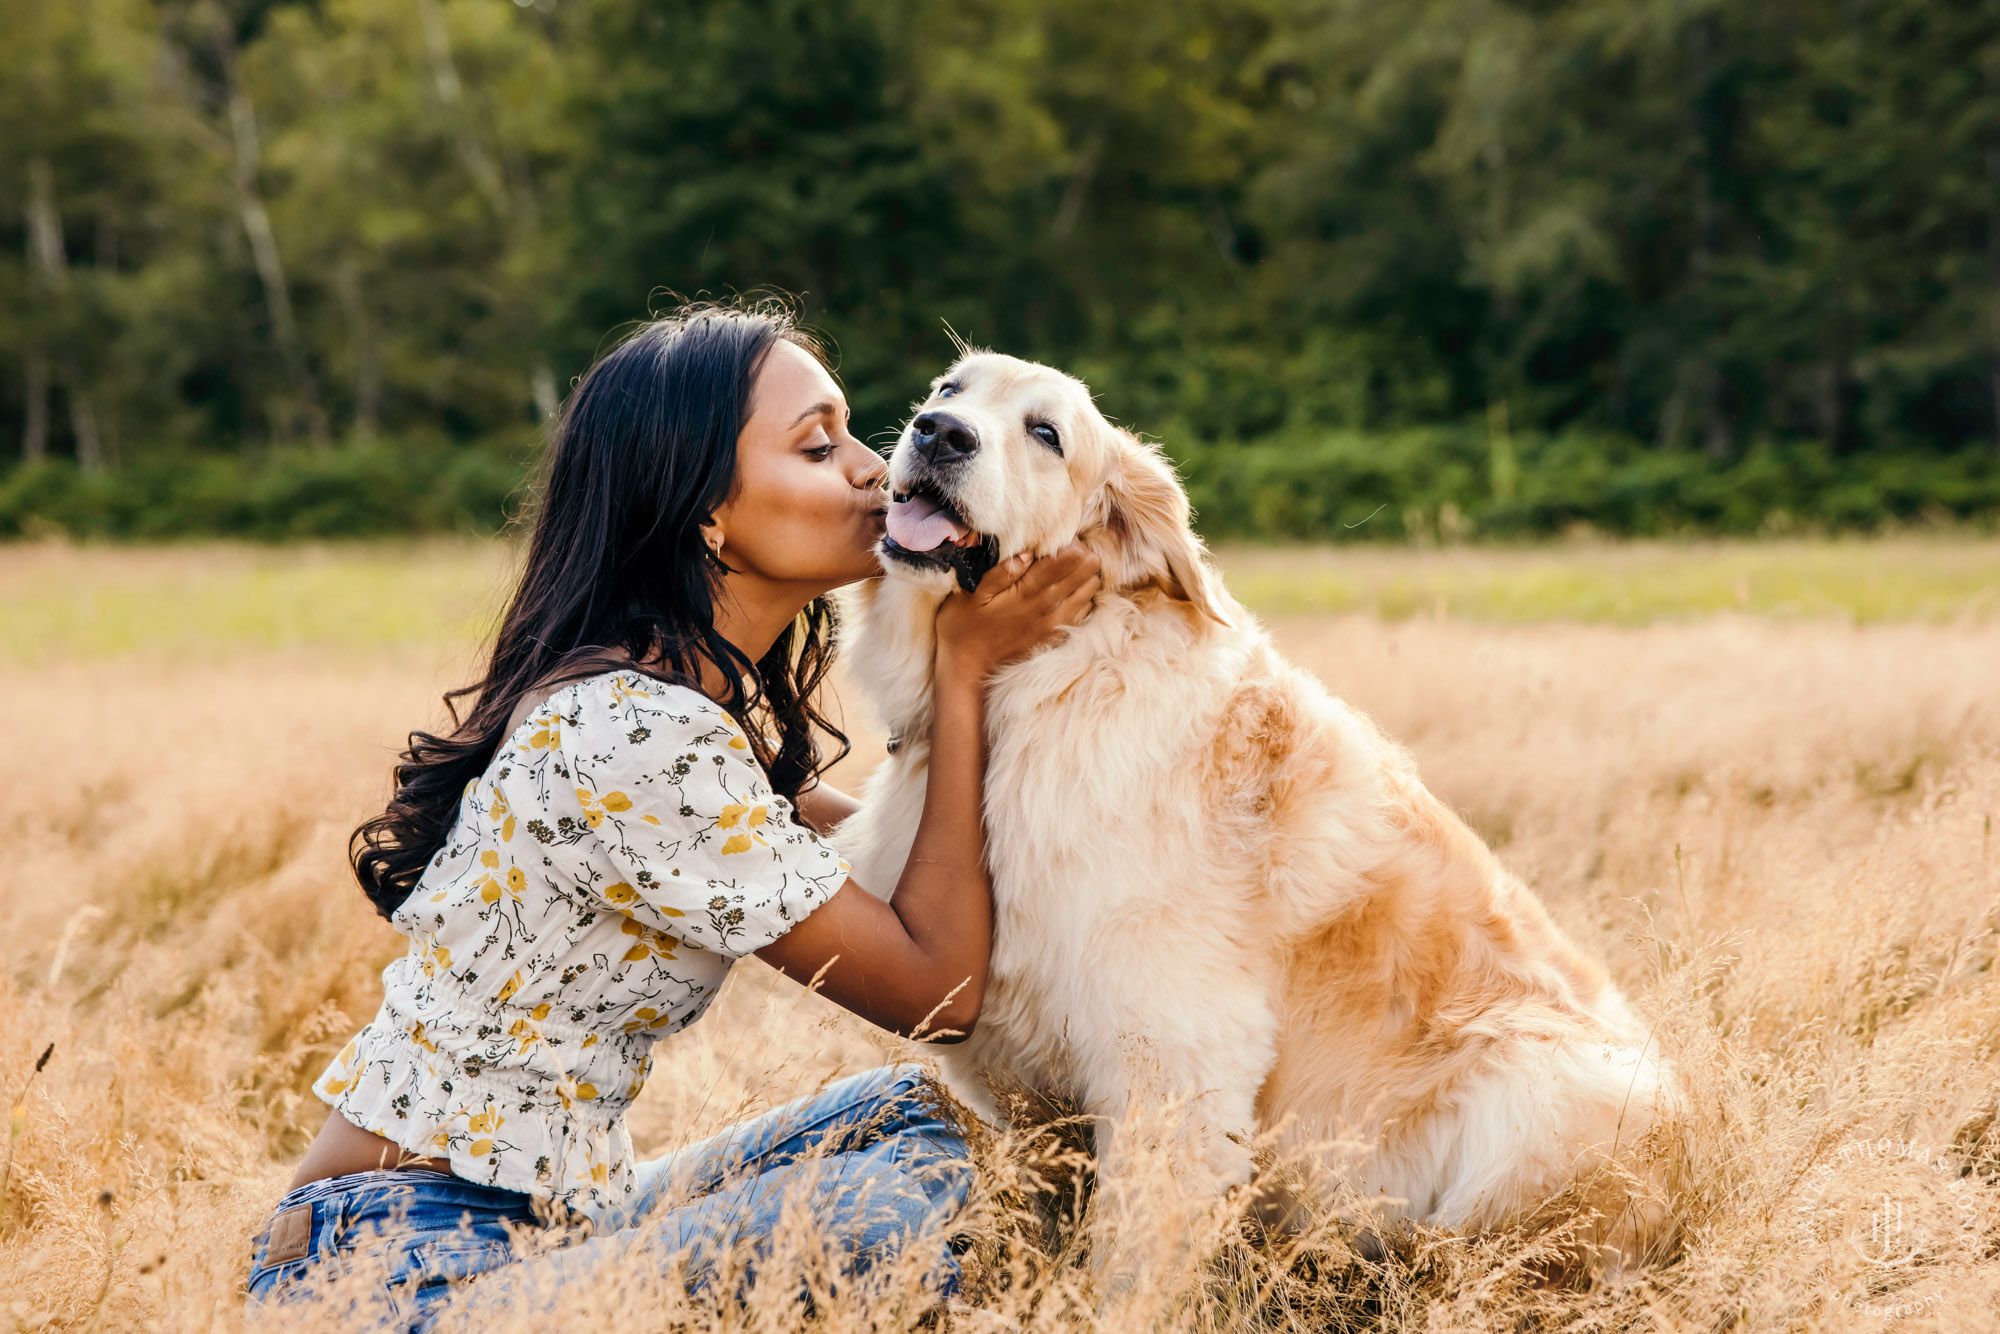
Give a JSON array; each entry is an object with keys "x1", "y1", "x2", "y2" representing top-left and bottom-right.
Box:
[{"x1": 935, "y1": 543, "x2": 1102, "y2": 683}]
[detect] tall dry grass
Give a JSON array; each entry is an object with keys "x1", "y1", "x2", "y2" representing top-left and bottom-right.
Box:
[{"x1": 3, "y1": 547, "x2": 1998, "y2": 1331}]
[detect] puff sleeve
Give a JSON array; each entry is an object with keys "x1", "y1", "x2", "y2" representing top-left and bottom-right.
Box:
[{"x1": 551, "y1": 674, "x2": 849, "y2": 956}]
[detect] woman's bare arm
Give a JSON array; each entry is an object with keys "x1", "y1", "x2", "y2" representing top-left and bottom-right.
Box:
[
  {"x1": 756, "y1": 546, "x2": 1100, "y2": 1039},
  {"x1": 793, "y1": 780, "x2": 861, "y2": 837}
]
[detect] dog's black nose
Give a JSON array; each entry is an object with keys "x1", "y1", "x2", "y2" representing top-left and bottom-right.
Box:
[{"x1": 911, "y1": 412, "x2": 978, "y2": 461}]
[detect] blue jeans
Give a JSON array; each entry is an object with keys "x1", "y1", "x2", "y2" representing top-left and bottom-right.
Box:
[{"x1": 245, "y1": 1065, "x2": 972, "y2": 1329}]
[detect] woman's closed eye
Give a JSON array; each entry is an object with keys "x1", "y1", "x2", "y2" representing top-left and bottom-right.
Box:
[
  {"x1": 802, "y1": 423, "x2": 844, "y2": 459},
  {"x1": 802, "y1": 409, "x2": 854, "y2": 460}
]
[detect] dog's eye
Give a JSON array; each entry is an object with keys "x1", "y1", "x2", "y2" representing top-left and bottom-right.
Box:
[
  {"x1": 937, "y1": 383, "x2": 958, "y2": 399},
  {"x1": 1031, "y1": 423, "x2": 1061, "y2": 454}
]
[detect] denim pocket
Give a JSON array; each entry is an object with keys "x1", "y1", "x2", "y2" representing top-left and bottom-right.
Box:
[
  {"x1": 245, "y1": 1170, "x2": 545, "y2": 1332},
  {"x1": 245, "y1": 1254, "x2": 312, "y2": 1303},
  {"x1": 337, "y1": 1182, "x2": 534, "y2": 1294},
  {"x1": 245, "y1": 1199, "x2": 329, "y2": 1307}
]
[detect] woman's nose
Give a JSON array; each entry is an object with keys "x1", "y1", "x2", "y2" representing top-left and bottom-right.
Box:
[{"x1": 854, "y1": 451, "x2": 889, "y2": 491}]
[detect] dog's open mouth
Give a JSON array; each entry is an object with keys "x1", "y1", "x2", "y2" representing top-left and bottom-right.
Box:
[{"x1": 882, "y1": 481, "x2": 999, "y2": 592}]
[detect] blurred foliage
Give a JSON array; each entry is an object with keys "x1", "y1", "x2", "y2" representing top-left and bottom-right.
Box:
[
  {"x1": 1180, "y1": 431, "x2": 2000, "y2": 539},
  {"x1": 0, "y1": 445, "x2": 523, "y2": 539},
  {"x1": 5, "y1": 0, "x2": 2000, "y2": 537}
]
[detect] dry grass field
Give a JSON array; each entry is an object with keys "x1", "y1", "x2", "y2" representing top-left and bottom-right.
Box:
[{"x1": 3, "y1": 538, "x2": 1998, "y2": 1332}]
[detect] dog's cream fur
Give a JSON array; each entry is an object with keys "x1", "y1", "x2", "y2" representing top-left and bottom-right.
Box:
[{"x1": 838, "y1": 353, "x2": 1674, "y2": 1267}]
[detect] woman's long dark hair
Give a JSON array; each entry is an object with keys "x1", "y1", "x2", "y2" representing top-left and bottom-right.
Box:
[{"x1": 351, "y1": 301, "x2": 850, "y2": 920}]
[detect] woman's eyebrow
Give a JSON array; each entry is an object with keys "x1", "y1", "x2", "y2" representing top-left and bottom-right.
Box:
[{"x1": 788, "y1": 400, "x2": 838, "y2": 429}]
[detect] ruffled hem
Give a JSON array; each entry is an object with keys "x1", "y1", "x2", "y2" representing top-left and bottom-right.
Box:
[{"x1": 314, "y1": 1019, "x2": 637, "y2": 1219}]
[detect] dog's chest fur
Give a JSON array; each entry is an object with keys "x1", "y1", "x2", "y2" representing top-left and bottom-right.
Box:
[{"x1": 838, "y1": 582, "x2": 1342, "y2": 1120}]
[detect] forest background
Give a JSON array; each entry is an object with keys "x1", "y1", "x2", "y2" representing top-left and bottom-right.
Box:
[{"x1": 8, "y1": 0, "x2": 2000, "y2": 542}]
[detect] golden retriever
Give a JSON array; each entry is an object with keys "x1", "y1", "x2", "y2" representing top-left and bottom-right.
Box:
[{"x1": 835, "y1": 351, "x2": 1675, "y2": 1274}]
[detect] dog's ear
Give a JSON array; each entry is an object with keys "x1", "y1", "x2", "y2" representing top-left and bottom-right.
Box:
[{"x1": 1089, "y1": 433, "x2": 1231, "y2": 627}]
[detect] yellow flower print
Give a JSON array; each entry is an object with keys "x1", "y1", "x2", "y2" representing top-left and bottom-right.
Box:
[
  {"x1": 408, "y1": 1022, "x2": 439, "y2": 1054},
  {"x1": 603, "y1": 882, "x2": 683, "y2": 917},
  {"x1": 506, "y1": 999, "x2": 549, "y2": 1053},
  {"x1": 476, "y1": 863, "x2": 526, "y2": 905},
  {"x1": 430, "y1": 1131, "x2": 451, "y2": 1153},
  {"x1": 620, "y1": 1005, "x2": 679, "y2": 1035},
  {"x1": 474, "y1": 850, "x2": 503, "y2": 903},
  {"x1": 321, "y1": 1040, "x2": 362, "y2": 1094},
  {"x1": 727, "y1": 734, "x2": 749, "y2": 751},
  {"x1": 497, "y1": 971, "x2": 523, "y2": 1004},
  {"x1": 490, "y1": 786, "x2": 516, "y2": 841},
  {"x1": 418, "y1": 940, "x2": 453, "y2": 978},
  {"x1": 609, "y1": 679, "x2": 651, "y2": 705},
  {"x1": 466, "y1": 1107, "x2": 504, "y2": 1156},
  {"x1": 590, "y1": 1162, "x2": 609, "y2": 1185},
  {"x1": 528, "y1": 718, "x2": 561, "y2": 750},
  {"x1": 575, "y1": 788, "x2": 633, "y2": 829},
  {"x1": 618, "y1": 915, "x2": 677, "y2": 963},
  {"x1": 717, "y1": 803, "x2": 769, "y2": 853},
  {"x1": 321, "y1": 1066, "x2": 363, "y2": 1095}
]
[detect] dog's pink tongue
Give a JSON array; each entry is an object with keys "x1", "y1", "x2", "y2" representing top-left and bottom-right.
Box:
[{"x1": 887, "y1": 494, "x2": 968, "y2": 552}]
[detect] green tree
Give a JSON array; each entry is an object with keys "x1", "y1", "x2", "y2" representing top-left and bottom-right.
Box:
[
  {"x1": 245, "y1": 0, "x2": 572, "y2": 442},
  {"x1": 551, "y1": 0, "x2": 986, "y2": 432},
  {"x1": 6, "y1": 0, "x2": 2000, "y2": 525}
]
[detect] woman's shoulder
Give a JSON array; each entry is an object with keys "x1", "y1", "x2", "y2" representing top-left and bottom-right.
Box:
[{"x1": 524, "y1": 670, "x2": 739, "y2": 747}]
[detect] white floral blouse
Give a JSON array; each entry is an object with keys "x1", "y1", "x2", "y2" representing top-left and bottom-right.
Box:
[{"x1": 314, "y1": 671, "x2": 850, "y2": 1218}]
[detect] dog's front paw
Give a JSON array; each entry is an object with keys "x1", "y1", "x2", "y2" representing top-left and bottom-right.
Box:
[{"x1": 1195, "y1": 1129, "x2": 1257, "y2": 1194}]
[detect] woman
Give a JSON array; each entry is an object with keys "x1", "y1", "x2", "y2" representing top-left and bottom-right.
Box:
[{"x1": 245, "y1": 301, "x2": 1101, "y2": 1327}]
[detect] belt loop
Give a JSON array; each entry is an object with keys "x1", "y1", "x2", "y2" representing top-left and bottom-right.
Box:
[{"x1": 318, "y1": 1183, "x2": 345, "y2": 1261}]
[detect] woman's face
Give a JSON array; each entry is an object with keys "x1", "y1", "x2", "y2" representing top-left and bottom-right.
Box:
[{"x1": 706, "y1": 339, "x2": 889, "y2": 593}]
